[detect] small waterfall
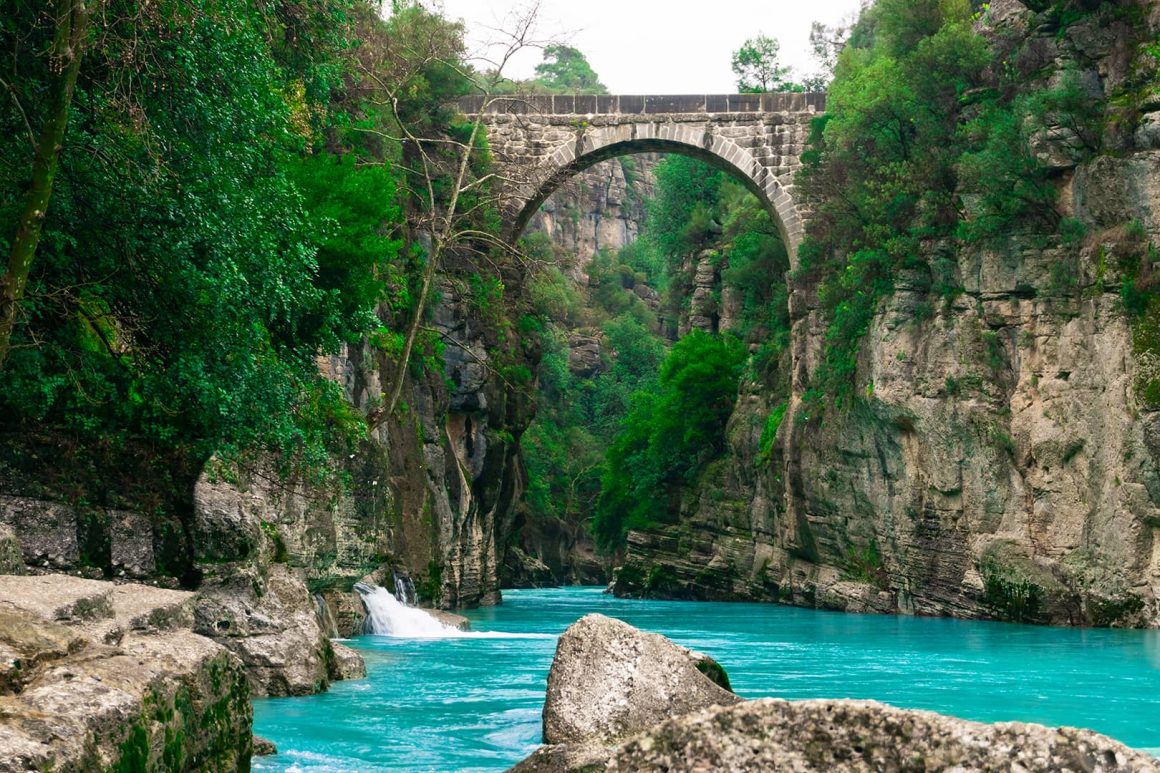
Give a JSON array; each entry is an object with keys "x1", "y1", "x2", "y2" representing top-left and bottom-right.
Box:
[
  {"x1": 313, "y1": 593, "x2": 340, "y2": 639},
  {"x1": 354, "y1": 582, "x2": 460, "y2": 638},
  {"x1": 392, "y1": 571, "x2": 417, "y2": 606}
]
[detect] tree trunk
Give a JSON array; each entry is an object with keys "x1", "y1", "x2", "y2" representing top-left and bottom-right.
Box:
[
  {"x1": 0, "y1": 0, "x2": 94, "y2": 368},
  {"x1": 370, "y1": 113, "x2": 485, "y2": 427}
]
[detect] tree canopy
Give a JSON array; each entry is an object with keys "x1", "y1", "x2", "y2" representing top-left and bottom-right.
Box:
[
  {"x1": 533, "y1": 45, "x2": 609, "y2": 94},
  {"x1": 0, "y1": 0, "x2": 478, "y2": 501},
  {"x1": 731, "y1": 34, "x2": 797, "y2": 93}
]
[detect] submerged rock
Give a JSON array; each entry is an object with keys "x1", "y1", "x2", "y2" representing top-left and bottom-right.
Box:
[
  {"x1": 425, "y1": 608, "x2": 471, "y2": 631},
  {"x1": 541, "y1": 614, "x2": 740, "y2": 746},
  {"x1": 514, "y1": 616, "x2": 1158, "y2": 773},
  {"x1": 253, "y1": 735, "x2": 278, "y2": 756}
]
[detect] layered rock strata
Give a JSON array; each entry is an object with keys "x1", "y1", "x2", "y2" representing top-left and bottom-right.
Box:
[
  {"x1": 613, "y1": 0, "x2": 1160, "y2": 628},
  {"x1": 0, "y1": 574, "x2": 251, "y2": 772}
]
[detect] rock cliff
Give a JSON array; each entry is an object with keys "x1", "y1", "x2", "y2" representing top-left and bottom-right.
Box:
[
  {"x1": 527, "y1": 157, "x2": 656, "y2": 277},
  {"x1": 612, "y1": 0, "x2": 1160, "y2": 627}
]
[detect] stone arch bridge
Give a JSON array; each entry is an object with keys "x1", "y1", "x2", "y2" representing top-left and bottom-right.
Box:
[{"x1": 460, "y1": 92, "x2": 825, "y2": 266}]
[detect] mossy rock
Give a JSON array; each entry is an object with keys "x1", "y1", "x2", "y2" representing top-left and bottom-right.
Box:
[
  {"x1": 1086, "y1": 592, "x2": 1146, "y2": 627},
  {"x1": 694, "y1": 655, "x2": 733, "y2": 693},
  {"x1": 611, "y1": 563, "x2": 646, "y2": 596},
  {"x1": 978, "y1": 541, "x2": 1070, "y2": 624}
]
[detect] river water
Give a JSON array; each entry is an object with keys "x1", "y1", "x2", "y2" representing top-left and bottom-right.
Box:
[{"x1": 253, "y1": 586, "x2": 1160, "y2": 772}]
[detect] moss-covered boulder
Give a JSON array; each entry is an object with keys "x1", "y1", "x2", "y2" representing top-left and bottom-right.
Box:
[
  {"x1": 596, "y1": 699, "x2": 1159, "y2": 772},
  {"x1": 0, "y1": 575, "x2": 252, "y2": 772}
]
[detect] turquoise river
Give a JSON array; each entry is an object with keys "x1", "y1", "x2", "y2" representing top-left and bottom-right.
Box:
[{"x1": 253, "y1": 586, "x2": 1160, "y2": 772}]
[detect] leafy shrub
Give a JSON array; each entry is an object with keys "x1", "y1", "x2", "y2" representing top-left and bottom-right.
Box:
[{"x1": 593, "y1": 331, "x2": 746, "y2": 550}]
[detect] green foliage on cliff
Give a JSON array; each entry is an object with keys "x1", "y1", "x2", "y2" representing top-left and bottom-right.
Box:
[
  {"x1": 0, "y1": 0, "x2": 478, "y2": 498},
  {"x1": 520, "y1": 150, "x2": 790, "y2": 547},
  {"x1": 547, "y1": 152, "x2": 796, "y2": 552},
  {"x1": 631, "y1": 154, "x2": 792, "y2": 353},
  {"x1": 520, "y1": 232, "x2": 667, "y2": 532},
  {"x1": 797, "y1": 0, "x2": 1110, "y2": 408},
  {"x1": 641, "y1": 156, "x2": 726, "y2": 264},
  {"x1": 593, "y1": 331, "x2": 747, "y2": 550}
]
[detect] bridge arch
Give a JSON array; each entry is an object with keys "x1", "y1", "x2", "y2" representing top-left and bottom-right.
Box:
[
  {"x1": 509, "y1": 131, "x2": 803, "y2": 263},
  {"x1": 465, "y1": 93, "x2": 823, "y2": 269}
]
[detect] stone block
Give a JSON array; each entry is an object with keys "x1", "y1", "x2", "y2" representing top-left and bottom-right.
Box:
[
  {"x1": 706, "y1": 94, "x2": 729, "y2": 113},
  {"x1": 728, "y1": 94, "x2": 761, "y2": 112},
  {"x1": 0, "y1": 496, "x2": 79, "y2": 569},
  {"x1": 108, "y1": 509, "x2": 155, "y2": 578},
  {"x1": 618, "y1": 95, "x2": 644, "y2": 113}
]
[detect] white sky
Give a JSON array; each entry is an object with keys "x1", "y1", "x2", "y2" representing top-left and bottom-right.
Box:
[{"x1": 429, "y1": 0, "x2": 865, "y2": 94}]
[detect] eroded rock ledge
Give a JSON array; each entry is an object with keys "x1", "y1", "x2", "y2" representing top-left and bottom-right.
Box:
[
  {"x1": 513, "y1": 614, "x2": 1159, "y2": 772},
  {"x1": 0, "y1": 574, "x2": 251, "y2": 772}
]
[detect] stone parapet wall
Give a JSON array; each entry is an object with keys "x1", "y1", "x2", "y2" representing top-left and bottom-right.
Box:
[{"x1": 459, "y1": 92, "x2": 826, "y2": 116}]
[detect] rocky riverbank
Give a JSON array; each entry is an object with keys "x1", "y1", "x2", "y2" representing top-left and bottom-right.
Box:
[
  {"x1": 0, "y1": 574, "x2": 252, "y2": 771},
  {"x1": 0, "y1": 569, "x2": 378, "y2": 770},
  {"x1": 513, "y1": 614, "x2": 1159, "y2": 772}
]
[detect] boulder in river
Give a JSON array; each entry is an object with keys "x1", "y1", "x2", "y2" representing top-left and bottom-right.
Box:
[
  {"x1": 541, "y1": 613, "x2": 740, "y2": 746},
  {"x1": 328, "y1": 640, "x2": 367, "y2": 680},
  {"x1": 514, "y1": 614, "x2": 1159, "y2": 772}
]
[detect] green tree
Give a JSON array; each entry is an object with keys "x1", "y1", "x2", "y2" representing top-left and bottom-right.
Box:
[
  {"x1": 645, "y1": 156, "x2": 724, "y2": 264},
  {"x1": 593, "y1": 331, "x2": 746, "y2": 550},
  {"x1": 533, "y1": 45, "x2": 608, "y2": 94},
  {"x1": 359, "y1": 1, "x2": 546, "y2": 426},
  {"x1": 802, "y1": 18, "x2": 854, "y2": 91},
  {"x1": 0, "y1": 0, "x2": 100, "y2": 367},
  {"x1": 0, "y1": 0, "x2": 412, "y2": 502},
  {"x1": 731, "y1": 34, "x2": 794, "y2": 93}
]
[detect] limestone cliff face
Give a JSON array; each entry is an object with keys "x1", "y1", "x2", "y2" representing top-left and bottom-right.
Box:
[
  {"x1": 528, "y1": 157, "x2": 656, "y2": 277},
  {"x1": 0, "y1": 273, "x2": 535, "y2": 700},
  {"x1": 614, "y1": 0, "x2": 1160, "y2": 627},
  {"x1": 307, "y1": 278, "x2": 536, "y2": 611}
]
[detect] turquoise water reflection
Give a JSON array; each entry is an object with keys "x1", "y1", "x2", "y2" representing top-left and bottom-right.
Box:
[{"x1": 254, "y1": 586, "x2": 1160, "y2": 771}]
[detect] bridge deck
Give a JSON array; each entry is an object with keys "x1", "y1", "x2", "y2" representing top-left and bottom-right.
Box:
[{"x1": 459, "y1": 93, "x2": 825, "y2": 116}]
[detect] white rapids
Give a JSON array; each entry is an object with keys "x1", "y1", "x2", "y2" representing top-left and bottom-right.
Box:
[{"x1": 352, "y1": 582, "x2": 552, "y2": 640}]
